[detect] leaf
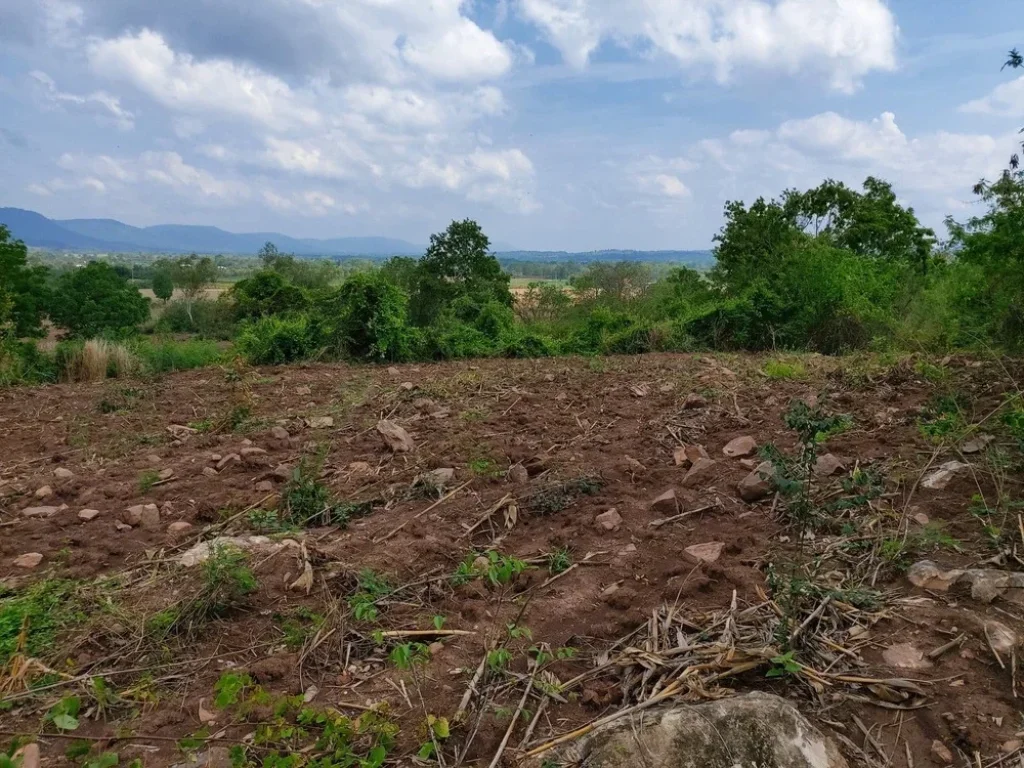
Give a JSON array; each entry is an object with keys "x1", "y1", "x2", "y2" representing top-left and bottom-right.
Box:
[
  {"x1": 432, "y1": 717, "x2": 450, "y2": 739},
  {"x1": 52, "y1": 713, "x2": 80, "y2": 731},
  {"x1": 503, "y1": 503, "x2": 518, "y2": 529},
  {"x1": 416, "y1": 743, "x2": 436, "y2": 760}
]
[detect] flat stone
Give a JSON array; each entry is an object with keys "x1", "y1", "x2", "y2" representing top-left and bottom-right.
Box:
[
  {"x1": 650, "y1": 489, "x2": 678, "y2": 514},
  {"x1": 305, "y1": 416, "x2": 334, "y2": 429},
  {"x1": 922, "y1": 461, "x2": 970, "y2": 490},
  {"x1": 882, "y1": 643, "x2": 933, "y2": 670},
  {"x1": 376, "y1": 420, "x2": 415, "y2": 453},
  {"x1": 723, "y1": 436, "x2": 757, "y2": 458},
  {"x1": 738, "y1": 461, "x2": 774, "y2": 503},
  {"x1": 673, "y1": 444, "x2": 709, "y2": 467},
  {"x1": 216, "y1": 454, "x2": 241, "y2": 471},
  {"x1": 179, "y1": 536, "x2": 299, "y2": 567},
  {"x1": 685, "y1": 542, "x2": 724, "y2": 563},
  {"x1": 34, "y1": 485, "x2": 53, "y2": 499},
  {"x1": 158, "y1": 468, "x2": 174, "y2": 481},
  {"x1": 241, "y1": 447, "x2": 267, "y2": 457},
  {"x1": 122, "y1": 503, "x2": 159, "y2": 527},
  {"x1": 551, "y1": 691, "x2": 847, "y2": 768},
  {"x1": 23, "y1": 506, "x2": 60, "y2": 518},
  {"x1": 399, "y1": 381, "x2": 415, "y2": 391},
  {"x1": 595, "y1": 509, "x2": 623, "y2": 532},
  {"x1": 255, "y1": 480, "x2": 275, "y2": 492},
  {"x1": 13, "y1": 552, "x2": 44, "y2": 569},
  {"x1": 202, "y1": 467, "x2": 218, "y2": 477},
  {"x1": 931, "y1": 741, "x2": 954, "y2": 765},
  {"x1": 960, "y1": 569, "x2": 1010, "y2": 603},
  {"x1": 962, "y1": 434, "x2": 995, "y2": 454},
  {"x1": 814, "y1": 454, "x2": 846, "y2": 477},
  {"x1": 78, "y1": 509, "x2": 101, "y2": 521},
  {"x1": 54, "y1": 467, "x2": 74, "y2": 480},
  {"x1": 682, "y1": 457, "x2": 718, "y2": 488},
  {"x1": 167, "y1": 521, "x2": 193, "y2": 536},
  {"x1": 270, "y1": 426, "x2": 290, "y2": 440}
]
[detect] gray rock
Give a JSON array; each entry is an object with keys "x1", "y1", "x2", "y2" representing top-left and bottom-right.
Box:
[
  {"x1": 54, "y1": 467, "x2": 74, "y2": 480},
  {"x1": 270, "y1": 426, "x2": 290, "y2": 441},
  {"x1": 377, "y1": 420, "x2": 415, "y2": 453},
  {"x1": 882, "y1": 643, "x2": 932, "y2": 670},
  {"x1": 595, "y1": 509, "x2": 623, "y2": 532},
  {"x1": 723, "y1": 436, "x2": 757, "y2": 458},
  {"x1": 813, "y1": 454, "x2": 846, "y2": 477},
  {"x1": 738, "y1": 461, "x2": 774, "y2": 503},
  {"x1": 23, "y1": 506, "x2": 60, "y2": 518},
  {"x1": 685, "y1": 542, "x2": 724, "y2": 563},
  {"x1": 78, "y1": 509, "x2": 101, "y2": 521},
  {"x1": 921, "y1": 461, "x2": 970, "y2": 490},
  {"x1": 682, "y1": 457, "x2": 717, "y2": 488},
  {"x1": 550, "y1": 692, "x2": 846, "y2": 768},
  {"x1": 34, "y1": 485, "x2": 53, "y2": 499},
  {"x1": 216, "y1": 453, "x2": 241, "y2": 471},
  {"x1": 305, "y1": 416, "x2": 334, "y2": 429},
  {"x1": 985, "y1": 620, "x2": 1017, "y2": 655}
]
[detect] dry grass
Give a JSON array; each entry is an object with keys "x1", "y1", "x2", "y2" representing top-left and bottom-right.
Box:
[{"x1": 62, "y1": 339, "x2": 140, "y2": 382}]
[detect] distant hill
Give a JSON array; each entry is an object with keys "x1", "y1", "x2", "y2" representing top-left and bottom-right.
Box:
[
  {"x1": 0, "y1": 208, "x2": 422, "y2": 256},
  {"x1": 0, "y1": 208, "x2": 713, "y2": 263}
]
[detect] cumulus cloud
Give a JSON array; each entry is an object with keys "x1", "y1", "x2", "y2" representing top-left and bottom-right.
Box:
[
  {"x1": 88, "y1": 29, "x2": 320, "y2": 131},
  {"x1": 140, "y1": 151, "x2": 250, "y2": 200},
  {"x1": 518, "y1": 0, "x2": 898, "y2": 92},
  {"x1": 29, "y1": 70, "x2": 134, "y2": 129},
  {"x1": 960, "y1": 75, "x2": 1024, "y2": 117}
]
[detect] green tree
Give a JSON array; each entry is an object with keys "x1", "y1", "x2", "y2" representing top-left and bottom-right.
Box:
[
  {"x1": 710, "y1": 197, "x2": 803, "y2": 292},
  {"x1": 1004, "y1": 48, "x2": 1023, "y2": 169},
  {"x1": 572, "y1": 261, "x2": 652, "y2": 305},
  {"x1": 170, "y1": 255, "x2": 217, "y2": 323},
  {"x1": 0, "y1": 225, "x2": 50, "y2": 338},
  {"x1": 413, "y1": 220, "x2": 511, "y2": 325},
  {"x1": 152, "y1": 269, "x2": 175, "y2": 302},
  {"x1": 50, "y1": 262, "x2": 150, "y2": 337},
  {"x1": 321, "y1": 273, "x2": 414, "y2": 361},
  {"x1": 231, "y1": 270, "x2": 308, "y2": 320}
]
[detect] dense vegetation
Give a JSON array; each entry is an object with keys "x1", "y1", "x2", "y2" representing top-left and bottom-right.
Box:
[{"x1": 2, "y1": 53, "x2": 1023, "y2": 382}]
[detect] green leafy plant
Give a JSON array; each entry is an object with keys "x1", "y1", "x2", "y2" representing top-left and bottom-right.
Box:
[
  {"x1": 451, "y1": 551, "x2": 530, "y2": 587},
  {"x1": 766, "y1": 651, "x2": 801, "y2": 678},
  {"x1": 348, "y1": 570, "x2": 393, "y2": 623},
  {"x1": 389, "y1": 642, "x2": 430, "y2": 670},
  {"x1": 545, "y1": 547, "x2": 572, "y2": 575},
  {"x1": 137, "y1": 469, "x2": 160, "y2": 493},
  {"x1": 214, "y1": 671, "x2": 253, "y2": 709},
  {"x1": 48, "y1": 695, "x2": 82, "y2": 731}
]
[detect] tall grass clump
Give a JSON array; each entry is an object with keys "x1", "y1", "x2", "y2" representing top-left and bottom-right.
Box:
[
  {"x1": 137, "y1": 338, "x2": 226, "y2": 373},
  {"x1": 55, "y1": 339, "x2": 140, "y2": 382}
]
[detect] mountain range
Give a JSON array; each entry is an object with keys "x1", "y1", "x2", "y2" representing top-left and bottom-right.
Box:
[{"x1": 0, "y1": 207, "x2": 712, "y2": 264}]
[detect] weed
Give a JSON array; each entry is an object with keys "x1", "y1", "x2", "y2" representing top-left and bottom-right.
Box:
[
  {"x1": 432, "y1": 615, "x2": 446, "y2": 630},
  {"x1": 469, "y1": 457, "x2": 502, "y2": 477},
  {"x1": 47, "y1": 695, "x2": 82, "y2": 731},
  {"x1": 213, "y1": 671, "x2": 253, "y2": 709},
  {"x1": 763, "y1": 359, "x2": 807, "y2": 380},
  {"x1": 766, "y1": 651, "x2": 801, "y2": 678},
  {"x1": 546, "y1": 547, "x2": 572, "y2": 575},
  {"x1": 137, "y1": 470, "x2": 160, "y2": 493},
  {"x1": 282, "y1": 454, "x2": 379, "y2": 528},
  {"x1": 276, "y1": 609, "x2": 326, "y2": 650},
  {"x1": 918, "y1": 394, "x2": 967, "y2": 444},
  {"x1": 187, "y1": 418, "x2": 215, "y2": 433},
  {"x1": 460, "y1": 408, "x2": 488, "y2": 422},
  {"x1": 0, "y1": 579, "x2": 85, "y2": 664},
  {"x1": 914, "y1": 359, "x2": 950, "y2": 384},
  {"x1": 389, "y1": 642, "x2": 430, "y2": 670},
  {"x1": 486, "y1": 647, "x2": 512, "y2": 671},
  {"x1": 246, "y1": 509, "x2": 298, "y2": 534},
  {"x1": 451, "y1": 551, "x2": 530, "y2": 587},
  {"x1": 527, "y1": 476, "x2": 603, "y2": 516},
  {"x1": 348, "y1": 570, "x2": 393, "y2": 622},
  {"x1": 1004, "y1": 404, "x2": 1024, "y2": 449}
]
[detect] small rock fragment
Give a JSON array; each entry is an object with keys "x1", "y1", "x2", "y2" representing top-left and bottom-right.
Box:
[
  {"x1": 78, "y1": 509, "x2": 101, "y2": 521},
  {"x1": 963, "y1": 570, "x2": 1010, "y2": 603},
  {"x1": 685, "y1": 542, "x2": 724, "y2": 563},
  {"x1": 296, "y1": 386, "x2": 311, "y2": 396},
  {"x1": 167, "y1": 521, "x2": 193, "y2": 536},
  {"x1": 139, "y1": 504, "x2": 162, "y2": 530},
  {"x1": 376, "y1": 420, "x2": 415, "y2": 453},
  {"x1": 962, "y1": 434, "x2": 995, "y2": 454},
  {"x1": 23, "y1": 506, "x2": 60, "y2": 518},
  {"x1": 985, "y1": 620, "x2": 1017, "y2": 655},
  {"x1": 255, "y1": 480, "x2": 275, "y2": 492},
  {"x1": 1001, "y1": 740, "x2": 1023, "y2": 755},
  {"x1": 304, "y1": 416, "x2": 334, "y2": 429},
  {"x1": 387, "y1": 366, "x2": 400, "y2": 376},
  {"x1": 202, "y1": 467, "x2": 218, "y2": 477},
  {"x1": 13, "y1": 553, "x2": 44, "y2": 569},
  {"x1": 673, "y1": 444, "x2": 709, "y2": 468},
  {"x1": 595, "y1": 509, "x2": 623, "y2": 532},
  {"x1": 507, "y1": 464, "x2": 529, "y2": 484},
  {"x1": 13, "y1": 744, "x2": 40, "y2": 768},
  {"x1": 216, "y1": 454, "x2": 241, "y2": 471},
  {"x1": 270, "y1": 426, "x2": 290, "y2": 441},
  {"x1": 347, "y1": 461, "x2": 373, "y2": 475},
  {"x1": 650, "y1": 489, "x2": 678, "y2": 514},
  {"x1": 813, "y1": 454, "x2": 846, "y2": 477},
  {"x1": 241, "y1": 447, "x2": 267, "y2": 457},
  {"x1": 682, "y1": 393, "x2": 707, "y2": 410},
  {"x1": 882, "y1": 643, "x2": 933, "y2": 670},
  {"x1": 722, "y1": 436, "x2": 757, "y2": 458},
  {"x1": 738, "y1": 462, "x2": 774, "y2": 503},
  {"x1": 931, "y1": 741, "x2": 954, "y2": 765},
  {"x1": 54, "y1": 467, "x2": 74, "y2": 480},
  {"x1": 34, "y1": 485, "x2": 53, "y2": 499},
  {"x1": 922, "y1": 461, "x2": 970, "y2": 490},
  {"x1": 399, "y1": 381, "x2": 415, "y2": 391},
  {"x1": 158, "y1": 468, "x2": 174, "y2": 481},
  {"x1": 682, "y1": 457, "x2": 717, "y2": 488}
]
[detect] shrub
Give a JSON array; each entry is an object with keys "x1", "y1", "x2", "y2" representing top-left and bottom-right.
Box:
[
  {"x1": 50, "y1": 262, "x2": 150, "y2": 338},
  {"x1": 154, "y1": 298, "x2": 236, "y2": 339},
  {"x1": 136, "y1": 338, "x2": 226, "y2": 373},
  {"x1": 55, "y1": 339, "x2": 140, "y2": 382},
  {"x1": 420, "y1": 318, "x2": 495, "y2": 360},
  {"x1": 321, "y1": 273, "x2": 415, "y2": 361},
  {"x1": 0, "y1": 339, "x2": 57, "y2": 386},
  {"x1": 231, "y1": 270, "x2": 309, "y2": 320},
  {"x1": 235, "y1": 315, "x2": 323, "y2": 365}
]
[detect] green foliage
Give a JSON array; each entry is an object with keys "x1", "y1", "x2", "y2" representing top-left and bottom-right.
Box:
[
  {"x1": 348, "y1": 570, "x2": 393, "y2": 623},
  {"x1": 0, "y1": 579, "x2": 83, "y2": 664},
  {"x1": 321, "y1": 272, "x2": 414, "y2": 361},
  {"x1": 0, "y1": 224, "x2": 50, "y2": 338},
  {"x1": 236, "y1": 315, "x2": 323, "y2": 365},
  {"x1": 47, "y1": 696, "x2": 82, "y2": 731},
  {"x1": 231, "y1": 270, "x2": 309, "y2": 321},
  {"x1": 546, "y1": 547, "x2": 572, "y2": 575},
  {"x1": 451, "y1": 551, "x2": 530, "y2": 588},
  {"x1": 763, "y1": 359, "x2": 807, "y2": 380},
  {"x1": 138, "y1": 470, "x2": 160, "y2": 493},
  {"x1": 50, "y1": 262, "x2": 150, "y2": 338},
  {"x1": 153, "y1": 298, "x2": 236, "y2": 339},
  {"x1": 766, "y1": 651, "x2": 801, "y2": 678},
  {"x1": 135, "y1": 338, "x2": 225, "y2": 373},
  {"x1": 389, "y1": 642, "x2": 429, "y2": 670},
  {"x1": 213, "y1": 671, "x2": 253, "y2": 709},
  {"x1": 152, "y1": 269, "x2": 174, "y2": 302}
]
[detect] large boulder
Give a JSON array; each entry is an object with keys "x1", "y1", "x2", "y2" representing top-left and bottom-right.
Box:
[{"x1": 550, "y1": 692, "x2": 846, "y2": 768}]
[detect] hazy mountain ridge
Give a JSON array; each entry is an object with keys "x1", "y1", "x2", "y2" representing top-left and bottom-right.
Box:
[{"x1": 1, "y1": 208, "x2": 712, "y2": 263}]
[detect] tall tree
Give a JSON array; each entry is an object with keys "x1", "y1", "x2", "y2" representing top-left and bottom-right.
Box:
[
  {"x1": 50, "y1": 262, "x2": 150, "y2": 338},
  {"x1": 1004, "y1": 48, "x2": 1023, "y2": 169},
  {"x1": 152, "y1": 269, "x2": 174, "y2": 302},
  {"x1": 0, "y1": 224, "x2": 50, "y2": 338},
  {"x1": 170, "y1": 255, "x2": 217, "y2": 322}
]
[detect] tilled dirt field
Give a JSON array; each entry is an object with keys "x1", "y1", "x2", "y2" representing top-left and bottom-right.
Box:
[{"x1": 2, "y1": 352, "x2": 1024, "y2": 767}]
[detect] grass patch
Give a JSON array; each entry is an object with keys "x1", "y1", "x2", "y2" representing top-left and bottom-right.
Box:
[
  {"x1": 136, "y1": 338, "x2": 226, "y2": 373},
  {"x1": 526, "y1": 476, "x2": 603, "y2": 516},
  {"x1": 763, "y1": 359, "x2": 807, "y2": 380},
  {"x1": 0, "y1": 579, "x2": 86, "y2": 663},
  {"x1": 138, "y1": 470, "x2": 160, "y2": 493}
]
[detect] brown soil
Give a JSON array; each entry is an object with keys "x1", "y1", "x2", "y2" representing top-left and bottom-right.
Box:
[{"x1": 1, "y1": 352, "x2": 1023, "y2": 767}]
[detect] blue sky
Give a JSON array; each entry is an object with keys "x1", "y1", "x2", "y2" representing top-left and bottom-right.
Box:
[{"x1": 0, "y1": 0, "x2": 1022, "y2": 251}]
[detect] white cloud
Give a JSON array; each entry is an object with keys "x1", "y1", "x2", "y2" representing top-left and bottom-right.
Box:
[
  {"x1": 650, "y1": 174, "x2": 690, "y2": 198},
  {"x1": 29, "y1": 70, "x2": 135, "y2": 129},
  {"x1": 518, "y1": 0, "x2": 898, "y2": 92},
  {"x1": 261, "y1": 189, "x2": 365, "y2": 217},
  {"x1": 140, "y1": 151, "x2": 249, "y2": 200},
  {"x1": 57, "y1": 152, "x2": 135, "y2": 181},
  {"x1": 401, "y1": 18, "x2": 513, "y2": 81},
  {"x1": 88, "y1": 29, "x2": 320, "y2": 131},
  {"x1": 960, "y1": 75, "x2": 1024, "y2": 117},
  {"x1": 26, "y1": 183, "x2": 52, "y2": 196}
]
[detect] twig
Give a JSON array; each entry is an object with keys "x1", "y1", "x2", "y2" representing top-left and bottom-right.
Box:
[
  {"x1": 454, "y1": 651, "x2": 489, "y2": 723},
  {"x1": 375, "y1": 481, "x2": 472, "y2": 543},
  {"x1": 649, "y1": 504, "x2": 715, "y2": 529},
  {"x1": 487, "y1": 661, "x2": 539, "y2": 768},
  {"x1": 458, "y1": 494, "x2": 513, "y2": 539},
  {"x1": 928, "y1": 633, "x2": 966, "y2": 660},
  {"x1": 378, "y1": 630, "x2": 475, "y2": 638}
]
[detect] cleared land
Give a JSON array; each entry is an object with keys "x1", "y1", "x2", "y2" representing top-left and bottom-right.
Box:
[{"x1": 1, "y1": 353, "x2": 1023, "y2": 767}]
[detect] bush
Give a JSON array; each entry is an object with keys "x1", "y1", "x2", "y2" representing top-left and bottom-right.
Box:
[
  {"x1": 50, "y1": 262, "x2": 150, "y2": 338},
  {"x1": 321, "y1": 273, "x2": 415, "y2": 361},
  {"x1": 231, "y1": 270, "x2": 309, "y2": 321},
  {"x1": 154, "y1": 298, "x2": 236, "y2": 339},
  {"x1": 235, "y1": 315, "x2": 323, "y2": 365},
  {"x1": 136, "y1": 338, "x2": 226, "y2": 373},
  {"x1": 0, "y1": 340, "x2": 57, "y2": 387},
  {"x1": 420, "y1": 318, "x2": 496, "y2": 360},
  {"x1": 55, "y1": 339, "x2": 140, "y2": 382}
]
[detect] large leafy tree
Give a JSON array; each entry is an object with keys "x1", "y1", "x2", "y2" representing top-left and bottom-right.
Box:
[
  {"x1": 710, "y1": 197, "x2": 803, "y2": 292},
  {"x1": 1004, "y1": 48, "x2": 1023, "y2": 169},
  {"x1": 0, "y1": 224, "x2": 50, "y2": 338},
  {"x1": 168, "y1": 255, "x2": 217, "y2": 322},
  {"x1": 50, "y1": 262, "x2": 150, "y2": 337},
  {"x1": 412, "y1": 219, "x2": 511, "y2": 325},
  {"x1": 152, "y1": 269, "x2": 174, "y2": 302},
  {"x1": 231, "y1": 270, "x2": 308, "y2": 320}
]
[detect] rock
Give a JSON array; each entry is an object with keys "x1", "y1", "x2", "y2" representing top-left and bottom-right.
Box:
[
  {"x1": 412, "y1": 398, "x2": 438, "y2": 414},
  {"x1": 158, "y1": 468, "x2": 174, "y2": 481},
  {"x1": 673, "y1": 444, "x2": 709, "y2": 468},
  {"x1": 650, "y1": 489, "x2": 678, "y2": 514},
  {"x1": 202, "y1": 467, "x2": 218, "y2": 477},
  {"x1": 210, "y1": 454, "x2": 222, "y2": 462},
  {"x1": 738, "y1": 461, "x2": 774, "y2": 503},
  {"x1": 347, "y1": 461, "x2": 373, "y2": 475},
  {"x1": 216, "y1": 454, "x2": 241, "y2": 472},
  {"x1": 167, "y1": 521, "x2": 193, "y2": 536},
  {"x1": 13, "y1": 553, "x2": 44, "y2": 569},
  {"x1": 304, "y1": 416, "x2": 334, "y2": 429},
  {"x1": 685, "y1": 542, "x2": 724, "y2": 563},
  {"x1": 882, "y1": 643, "x2": 933, "y2": 670},
  {"x1": 682, "y1": 457, "x2": 717, "y2": 488},
  {"x1": 595, "y1": 509, "x2": 623, "y2": 532},
  {"x1": 399, "y1": 381, "x2": 415, "y2": 391},
  {"x1": 241, "y1": 447, "x2": 267, "y2": 457},
  {"x1": 961, "y1": 570, "x2": 1010, "y2": 603},
  {"x1": 931, "y1": 741, "x2": 954, "y2": 765},
  {"x1": 122, "y1": 503, "x2": 159, "y2": 527},
  {"x1": 115, "y1": 522, "x2": 132, "y2": 532},
  {"x1": 922, "y1": 461, "x2": 970, "y2": 490},
  {"x1": 146, "y1": 454, "x2": 162, "y2": 465},
  {"x1": 296, "y1": 386, "x2": 311, "y2": 396},
  {"x1": 54, "y1": 467, "x2": 74, "y2": 480},
  {"x1": 140, "y1": 504, "x2": 161, "y2": 530},
  {"x1": 624, "y1": 455, "x2": 647, "y2": 473},
  {"x1": 723, "y1": 436, "x2": 757, "y2": 458},
  {"x1": 22, "y1": 506, "x2": 60, "y2": 518},
  {"x1": 387, "y1": 366, "x2": 400, "y2": 376},
  {"x1": 179, "y1": 536, "x2": 299, "y2": 567},
  {"x1": 1002, "y1": 740, "x2": 1023, "y2": 755},
  {"x1": 13, "y1": 744, "x2": 40, "y2": 768},
  {"x1": 421, "y1": 468, "x2": 455, "y2": 487},
  {"x1": 34, "y1": 485, "x2": 53, "y2": 499},
  {"x1": 962, "y1": 434, "x2": 995, "y2": 454},
  {"x1": 271, "y1": 464, "x2": 292, "y2": 481},
  {"x1": 376, "y1": 420, "x2": 415, "y2": 453},
  {"x1": 682, "y1": 393, "x2": 708, "y2": 410},
  {"x1": 78, "y1": 509, "x2": 101, "y2": 521},
  {"x1": 270, "y1": 426, "x2": 290, "y2": 441},
  {"x1": 912, "y1": 511, "x2": 930, "y2": 526},
  {"x1": 550, "y1": 692, "x2": 846, "y2": 768},
  {"x1": 984, "y1": 620, "x2": 1017, "y2": 655},
  {"x1": 507, "y1": 464, "x2": 529, "y2": 484},
  {"x1": 813, "y1": 454, "x2": 846, "y2": 477}
]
